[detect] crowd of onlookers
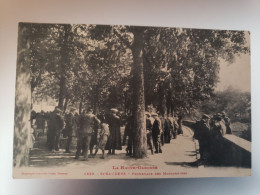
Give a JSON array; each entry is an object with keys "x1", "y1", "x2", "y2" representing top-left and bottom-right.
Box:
[
  {"x1": 30, "y1": 107, "x2": 232, "y2": 164},
  {"x1": 193, "y1": 112, "x2": 232, "y2": 164},
  {"x1": 30, "y1": 107, "x2": 184, "y2": 161},
  {"x1": 123, "y1": 112, "x2": 183, "y2": 156}
]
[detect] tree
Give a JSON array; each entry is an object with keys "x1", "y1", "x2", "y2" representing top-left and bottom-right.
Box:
[
  {"x1": 28, "y1": 24, "x2": 249, "y2": 160},
  {"x1": 200, "y1": 87, "x2": 251, "y2": 121},
  {"x1": 129, "y1": 26, "x2": 147, "y2": 158},
  {"x1": 71, "y1": 25, "x2": 132, "y2": 113},
  {"x1": 14, "y1": 23, "x2": 32, "y2": 167},
  {"x1": 142, "y1": 28, "x2": 249, "y2": 116}
]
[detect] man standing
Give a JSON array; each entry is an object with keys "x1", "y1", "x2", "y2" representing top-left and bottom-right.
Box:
[
  {"x1": 75, "y1": 108, "x2": 100, "y2": 161},
  {"x1": 123, "y1": 115, "x2": 134, "y2": 156},
  {"x1": 48, "y1": 107, "x2": 65, "y2": 151},
  {"x1": 212, "y1": 113, "x2": 227, "y2": 137},
  {"x1": 35, "y1": 110, "x2": 46, "y2": 136},
  {"x1": 210, "y1": 113, "x2": 227, "y2": 163},
  {"x1": 89, "y1": 114, "x2": 100, "y2": 157},
  {"x1": 75, "y1": 112, "x2": 83, "y2": 157},
  {"x1": 152, "y1": 113, "x2": 162, "y2": 153},
  {"x1": 193, "y1": 114, "x2": 211, "y2": 164},
  {"x1": 107, "y1": 108, "x2": 122, "y2": 155},
  {"x1": 64, "y1": 108, "x2": 76, "y2": 153},
  {"x1": 168, "y1": 114, "x2": 177, "y2": 139},
  {"x1": 221, "y1": 112, "x2": 232, "y2": 134},
  {"x1": 146, "y1": 112, "x2": 154, "y2": 154},
  {"x1": 158, "y1": 113, "x2": 165, "y2": 146},
  {"x1": 164, "y1": 115, "x2": 173, "y2": 143},
  {"x1": 177, "y1": 115, "x2": 183, "y2": 135}
]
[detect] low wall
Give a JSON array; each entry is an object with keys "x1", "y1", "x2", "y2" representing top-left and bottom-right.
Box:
[{"x1": 183, "y1": 120, "x2": 251, "y2": 168}]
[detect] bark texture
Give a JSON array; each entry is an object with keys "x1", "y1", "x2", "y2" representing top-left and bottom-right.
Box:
[
  {"x1": 130, "y1": 27, "x2": 147, "y2": 158},
  {"x1": 13, "y1": 23, "x2": 32, "y2": 167}
]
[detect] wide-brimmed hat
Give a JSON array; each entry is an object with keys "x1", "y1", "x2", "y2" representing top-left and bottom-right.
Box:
[
  {"x1": 217, "y1": 113, "x2": 222, "y2": 117},
  {"x1": 220, "y1": 111, "x2": 226, "y2": 116},
  {"x1": 110, "y1": 108, "x2": 118, "y2": 113},
  {"x1": 151, "y1": 112, "x2": 158, "y2": 117}
]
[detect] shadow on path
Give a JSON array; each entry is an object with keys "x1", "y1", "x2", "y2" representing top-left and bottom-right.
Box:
[
  {"x1": 29, "y1": 147, "x2": 134, "y2": 167},
  {"x1": 165, "y1": 161, "x2": 199, "y2": 168}
]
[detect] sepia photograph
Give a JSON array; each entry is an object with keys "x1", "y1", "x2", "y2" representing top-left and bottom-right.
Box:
[{"x1": 13, "y1": 23, "x2": 251, "y2": 179}]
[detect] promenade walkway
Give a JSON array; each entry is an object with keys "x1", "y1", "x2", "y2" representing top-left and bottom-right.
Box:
[{"x1": 21, "y1": 126, "x2": 250, "y2": 179}]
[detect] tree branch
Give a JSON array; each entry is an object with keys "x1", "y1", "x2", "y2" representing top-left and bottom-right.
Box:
[{"x1": 113, "y1": 29, "x2": 132, "y2": 49}]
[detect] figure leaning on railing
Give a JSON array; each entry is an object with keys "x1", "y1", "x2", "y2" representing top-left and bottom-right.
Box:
[
  {"x1": 193, "y1": 114, "x2": 211, "y2": 165},
  {"x1": 194, "y1": 112, "x2": 230, "y2": 165}
]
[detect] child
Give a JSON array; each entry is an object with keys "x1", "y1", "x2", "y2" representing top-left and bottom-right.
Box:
[{"x1": 93, "y1": 122, "x2": 110, "y2": 159}]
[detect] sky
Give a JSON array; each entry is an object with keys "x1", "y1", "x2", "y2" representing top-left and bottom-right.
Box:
[
  {"x1": 216, "y1": 53, "x2": 251, "y2": 92},
  {"x1": 216, "y1": 32, "x2": 251, "y2": 92}
]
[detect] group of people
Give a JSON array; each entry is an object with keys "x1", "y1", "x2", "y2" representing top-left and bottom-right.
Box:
[
  {"x1": 31, "y1": 107, "x2": 232, "y2": 164},
  {"x1": 31, "y1": 106, "x2": 233, "y2": 165},
  {"x1": 31, "y1": 107, "x2": 126, "y2": 161},
  {"x1": 30, "y1": 107, "x2": 184, "y2": 161},
  {"x1": 123, "y1": 112, "x2": 183, "y2": 156},
  {"x1": 193, "y1": 112, "x2": 232, "y2": 164}
]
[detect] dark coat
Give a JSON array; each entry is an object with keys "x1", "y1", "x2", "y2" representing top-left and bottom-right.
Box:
[
  {"x1": 152, "y1": 117, "x2": 162, "y2": 137},
  {"x1": 123, "y1": 116, "x2": 134, "y2": 146},
  {"x1": 64, "y1": 112, "x2": 75, "y2": 136},
  {"x1": 48, "y1": 111, "x2": 65, "y2": 135},
  {"x1": 164, "y1": 118, "x2": 173, "y2": 133},
  {"x1": 193, "y1": 119, "x2": 210, "y2": 141},
  {"x1": 223, "y1": 117, "x2": 232, "y2": 134},
  {"x1": 146, "y1": 117, "x2": 152, "y2": 131},
  {"x1": 35, "y1": 113, "x2": 45, "y2": 129},
  {"x1": 124, "y1": 116, "x2": 134, "y2": 137},
  {"x1": 177, "y1": 116, "x2": 183, "y2": 134},
  {"x1": 106, "y1": 114, "x2": 122, "y2": 150},
  {"x1": 90, "y1": 117, "x2": 100, "y2": 146}
]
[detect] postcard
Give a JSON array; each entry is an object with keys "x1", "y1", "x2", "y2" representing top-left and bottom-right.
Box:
[{"x1": 13, "y1": 23, "x2": 251, "y2": 179}]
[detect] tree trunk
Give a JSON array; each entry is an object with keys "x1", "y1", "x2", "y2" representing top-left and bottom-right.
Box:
[
  {"x1": 58, "y1": 75, "x2": 65, "y2": 109},
  {"x1": 171, "y1": 102, "x2": 175, "y2": 116},
  {"x1": 130, "y1": 27, "x2": 147, "y2": 158},
  {"x1": 93, "y1": 102, "x2": 99, "y2": 115},
  {"x1": 13, "y1": 23, "x2": 32, "y2": 167},
  {"x1": 79, "y1": 98, "x2": 83, "y2": 114},
  {"x1": 63, "y1": 96, "x2": 69, "y2": 113},
  {"x1": 58, "y1": 24, "x2": 71, "y2": 109},
  {"x1": 158, "y1": 83, "x2": 167, "y2": 117}
]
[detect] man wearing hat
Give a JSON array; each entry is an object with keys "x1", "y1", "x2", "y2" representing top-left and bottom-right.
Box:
[
  {"x1": 209, "y1": 112, "x2": 228, "y2": 163},
  {"x1": 193, "y1": 114, "x2": 211, "y2": 164},
  {"x1": 75, "y1": 108, "x2": 100, "y2": 161},
  {"x1": 47, "y1": 107, "x2": 65, "y2": 151},
  {"x1": 151, "y1": 113, "x2": 162, "y2": 153},
  {"x1": 64, "y1": 108, "x2": 76, "y2": 153},
  {"x1": 158, "y1": 113, "x2": 165, "y2": 146},
  {"x1": 106, "y1": 108, "x2": 122, "y2": 155},
  {"x1": 221, "y1": 112, "x2": 232, "y2": 134},
  {"x1": 164, "y1": 114, "x2": 173, "y2": 143},
  {"x1": 211, "y1": 113, "x2": 227, "y2": 137}
]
